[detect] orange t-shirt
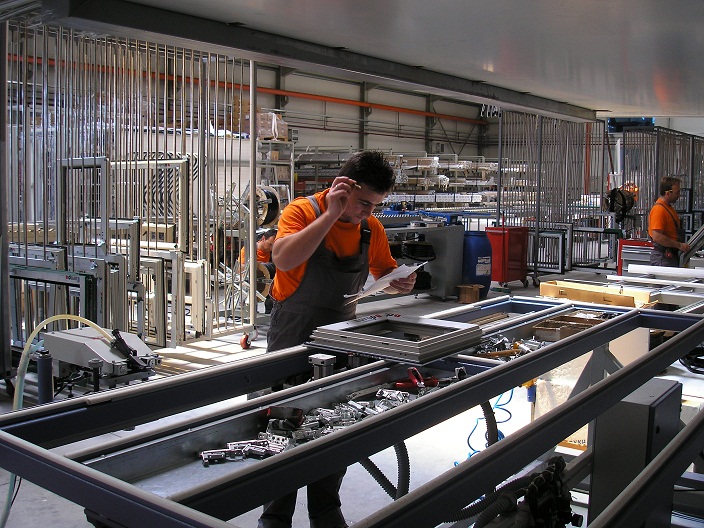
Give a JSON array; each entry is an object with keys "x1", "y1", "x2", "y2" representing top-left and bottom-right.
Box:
[
  {"x1": 239, "y1": 246, "x2": 272, "y2": 264},
  {"x1": 648, "y1": 199, "x2": 680, "y2": 242},
  {"x1": 271, "y1": 190, "x2": 397, "y2": 302}
]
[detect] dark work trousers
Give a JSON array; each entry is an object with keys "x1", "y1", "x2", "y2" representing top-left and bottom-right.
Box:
[
  {"x1": 649, "y1": 248, "x2": 679, "y2": 267},
  {"x1": 258, "y1": 216, "x2": 370, "y2": 528}
]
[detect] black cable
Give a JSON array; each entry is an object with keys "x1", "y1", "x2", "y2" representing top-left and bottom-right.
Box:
[
  {"x1": 54, "y1": 369, "x2": 92, "y2": 398},
  {"x1": 680, "y1": 347, "x2": 704, "y2": 374},
  {"x1": 473, "y1": 491, "x2": 518, "y2": 528},
  {"x1": 54, "y1": 371, "x2": 87, "y2": 397},
  {"x1": 10, "y1": 478, "x2": 22, "y2": 507},
  {"x1": 401, "y1": 241, "x2": 436, "y2": 261},
  {"x1": 480, "y1": 401, "x2": 499, "y2": 447},
  {"x1": 359, "y1": 442, "x2": 411, "y2": 499},
  {"x1": 444, "y1": 474, "x2": 534, "y2": 523}
]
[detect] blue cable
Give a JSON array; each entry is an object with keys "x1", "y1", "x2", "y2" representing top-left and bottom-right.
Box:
[{"x1": 457, "y1": 389, "x2": 515, "y2": 462}]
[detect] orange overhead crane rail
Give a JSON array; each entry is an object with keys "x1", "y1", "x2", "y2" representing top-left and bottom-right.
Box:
[{"x1": 9, "y1": 54, "x2": 488, "y2": 126}]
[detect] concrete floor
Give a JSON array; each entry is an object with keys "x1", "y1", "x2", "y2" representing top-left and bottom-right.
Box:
[{"x1": 0, "y1": 271, "x2": 702, "y2": 527}]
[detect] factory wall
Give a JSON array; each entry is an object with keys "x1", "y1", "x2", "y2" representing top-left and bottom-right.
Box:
[
  {"x1": 249, "y1": 65, "x2": 492, "y2": 157},
  {"x1": 656, "y1": 117, "x2": 704, "y2": 137}
]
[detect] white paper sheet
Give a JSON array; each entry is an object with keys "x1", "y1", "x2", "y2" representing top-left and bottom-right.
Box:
[{"x1": 343, "y1": 262, "x2": 426, "y2": 305}]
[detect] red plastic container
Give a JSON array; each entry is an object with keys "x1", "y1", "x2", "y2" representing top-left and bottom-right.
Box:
[{"x1": 485, "y1": 226, "x2": 530, "y2": 287}]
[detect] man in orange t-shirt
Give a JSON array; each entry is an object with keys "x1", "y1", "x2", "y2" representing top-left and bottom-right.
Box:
[
  {"x1": 258, "y1": 151, "x2": 416, "y2": 528},
  {"x1": 648, "y1": 176, "x2": 690, "y2": 267},
  {"x1": 238, "y1": 228, "x2": 277, "y2": 312},
  {"x1": 238, "y1": 228, "x2": 276, "y2": 271}
]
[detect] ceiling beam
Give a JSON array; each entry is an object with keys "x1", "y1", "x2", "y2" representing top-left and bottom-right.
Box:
[{"x1": 41, "y1": 0, "x2": 596, "y2": 122}]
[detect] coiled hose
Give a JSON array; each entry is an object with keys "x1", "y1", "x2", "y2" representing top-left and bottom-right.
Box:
[{"x1": 359, "y1": 442, "x2": 411, "y2": 499}]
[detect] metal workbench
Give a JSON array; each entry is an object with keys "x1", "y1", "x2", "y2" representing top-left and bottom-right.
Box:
[{"x1": 0, "y1": 297, "x2": 703, "y2": 527}]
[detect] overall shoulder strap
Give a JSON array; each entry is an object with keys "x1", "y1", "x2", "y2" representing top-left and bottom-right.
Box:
[
  {"x1": 306, "y1": 195, "x2": 322, "y2": 217},
  {"x1": 655, "y1": 201, "x2": 680, "y2": 228},
  {"x1": 360, "y1": 218, "x2": 371, "y2": 246},
  {"x1": 308, "y1": 194, "x2": 371, "y2": 247}
]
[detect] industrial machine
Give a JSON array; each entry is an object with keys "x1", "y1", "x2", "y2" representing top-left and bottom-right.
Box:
[
  {"x1": 380, "y1": 219, "x2": 465, "y2": 300},
  {"x1": 0, "y1": 297, "x2": 703, "y2": 528},
  {"x1": 41, "y1": 326, "x2": 162, "y2": 393}
]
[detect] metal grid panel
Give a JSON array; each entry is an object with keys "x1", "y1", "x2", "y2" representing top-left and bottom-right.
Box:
[
  {"x1": 498, "y1": 112, "x2": 607, "y2": 275},
  {"x1": 4, "y1": 21, "x2": 258, "y2": 346},
  {"x1": 499, "y1": 113, "x2": 606, "y2": 227},
  {"x1": 692, "y1": 136, "x2": 704, "y2": 214},
  {"x1": 623, "y1": 126, "x2": 694, "y2": 237}
]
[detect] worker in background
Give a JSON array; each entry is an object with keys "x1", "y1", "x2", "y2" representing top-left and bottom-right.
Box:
[
  {"x1": 257, "y1": 150, "x2": 416, "y2": 528},
  {"x1": 648, "y1": 175, "x2": 690, "y2": 267},
  {"x1": 239, "y1": 228, "x2": 277, "y2": 313}
]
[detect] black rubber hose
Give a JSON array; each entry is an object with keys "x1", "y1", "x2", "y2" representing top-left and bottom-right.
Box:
[
  {"x1": 481, "y1": 400, "x2": 499, "y2": 446},
  {"x1": 359, "y1": 442, "x2": 411, "y2": 499},
  {"x1": 474, "y1": 491, "x2": 518, "y2": 528},
  {"x1": 260, "y1": 188, "x2": 280, "y2": 226},
  {"x1": 445, "y1": 473, "x2": 535, "y2": 523},
  {"x1": 361, "y1": 403, "x2": 497, "y2": 506}
]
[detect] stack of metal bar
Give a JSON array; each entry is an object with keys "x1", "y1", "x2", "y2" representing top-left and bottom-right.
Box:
[{"x1": 308, "y1": 314, "x2": 481, "y2": 364}]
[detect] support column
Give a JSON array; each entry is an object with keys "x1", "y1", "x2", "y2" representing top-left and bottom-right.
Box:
[{"x1": 0, "y1": 22, "x2": 13, "y2": 381}]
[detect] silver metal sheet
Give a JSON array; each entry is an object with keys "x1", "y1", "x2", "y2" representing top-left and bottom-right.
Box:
[{"x1": 309, "y1": 314, "x2": 481, "y2": 363}]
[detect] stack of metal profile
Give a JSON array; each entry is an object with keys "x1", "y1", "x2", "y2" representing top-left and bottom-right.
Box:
[{"x1": 308, "y1": 314, "x2": 482, "y2": 364}]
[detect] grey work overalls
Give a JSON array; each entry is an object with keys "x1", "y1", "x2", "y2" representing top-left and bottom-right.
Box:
[
  {"x1": 266, "y1": 195, "x2": 371, "y2": 353},
  {"x1": 259, "y1": 196, "x2": 370, "y2": 528}
]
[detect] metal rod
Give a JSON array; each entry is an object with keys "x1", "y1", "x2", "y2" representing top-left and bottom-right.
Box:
[
  {"x1": 249, "y1": 60, "x2": 258, "y2": 327},
  {"x1": 0, "y1": 21, "x2": 12, "y2": 377},
  {"x1": 533, "y1": 115, "x2": 543, "y2": 280}
]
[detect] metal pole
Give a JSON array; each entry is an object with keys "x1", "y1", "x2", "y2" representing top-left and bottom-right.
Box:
[
  {"x1": 0, "y1": 22, "x2": 13, "y2": 381},
  {"x1": 249, "y1": 60, "x2": 258, "y2": 327},
  {"x1": 495, "y1": 111, "x2": 503, "y2": 226},
  {"x1": 533, "y1": 116, "x2": 543, "y2": 283}
]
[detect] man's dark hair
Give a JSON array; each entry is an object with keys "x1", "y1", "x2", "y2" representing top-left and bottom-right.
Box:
[
  {"x1": 339, "y1": 150, "x2": 395, "y2": 194},
  {"x1": 256, "y1": 228, "x2": 277, "y2": 241},
  {"x1": 659, "y1": 175, "x2": 681, "y2": 196}
]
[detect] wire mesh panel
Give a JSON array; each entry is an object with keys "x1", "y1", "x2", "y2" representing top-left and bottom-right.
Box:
[
  {"x1": 499, "y1": 113, "x2": 606, "y2": 227},
  {"x1": 622, "y1": 126, "x2": 693, "y2": 237},
  {"x1": 498, "y1": 112, "x2": 607, "y2": 274},
  {"x1": 527, "y1": 230, "x2": 566, "y2": 274},
  {"x1": 691, "y1": 137, "x2": 704, "y2": 228},
  {"x1": 4, "y1": 21, "x2": 257, "y2": 347},
  {"x1": 571, "y1": 223, "x2": 620, "y2": 269}
]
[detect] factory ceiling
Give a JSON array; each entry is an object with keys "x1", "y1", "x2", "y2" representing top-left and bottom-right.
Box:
[{"x1": 39, "y1": 0, "x2": 704, "y2": 121}]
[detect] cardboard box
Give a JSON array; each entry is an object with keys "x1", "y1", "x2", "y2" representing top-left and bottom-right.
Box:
[
  {"x1": 532, "y1": 312, "x2": 605, "y2": 341},
  {"x1": 539, "y1": 280, "x2": 653, "y2": 307},
  {"x1": 257, "y1": 112, "x2": 288, "y2": 140},
  {"x1": 142, "y1": 222, "x2": 176, "y2": 243},
  {"x1": 8, "y1": 222, "x2": 57, "y2": 243},
  {"x1": 275, "y1": 165, "x2": 291, "y2": 181},
  {"x1": 457, "y1": 284, "x2": 483, "y2": 303},
  {"x1": 225, "y1": 98, "x2": 253, "y2": 133}
]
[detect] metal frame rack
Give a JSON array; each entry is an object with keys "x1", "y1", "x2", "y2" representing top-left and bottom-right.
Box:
[{"x1": 0, "y1": 297, "x2": 702, "y2": 527}]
